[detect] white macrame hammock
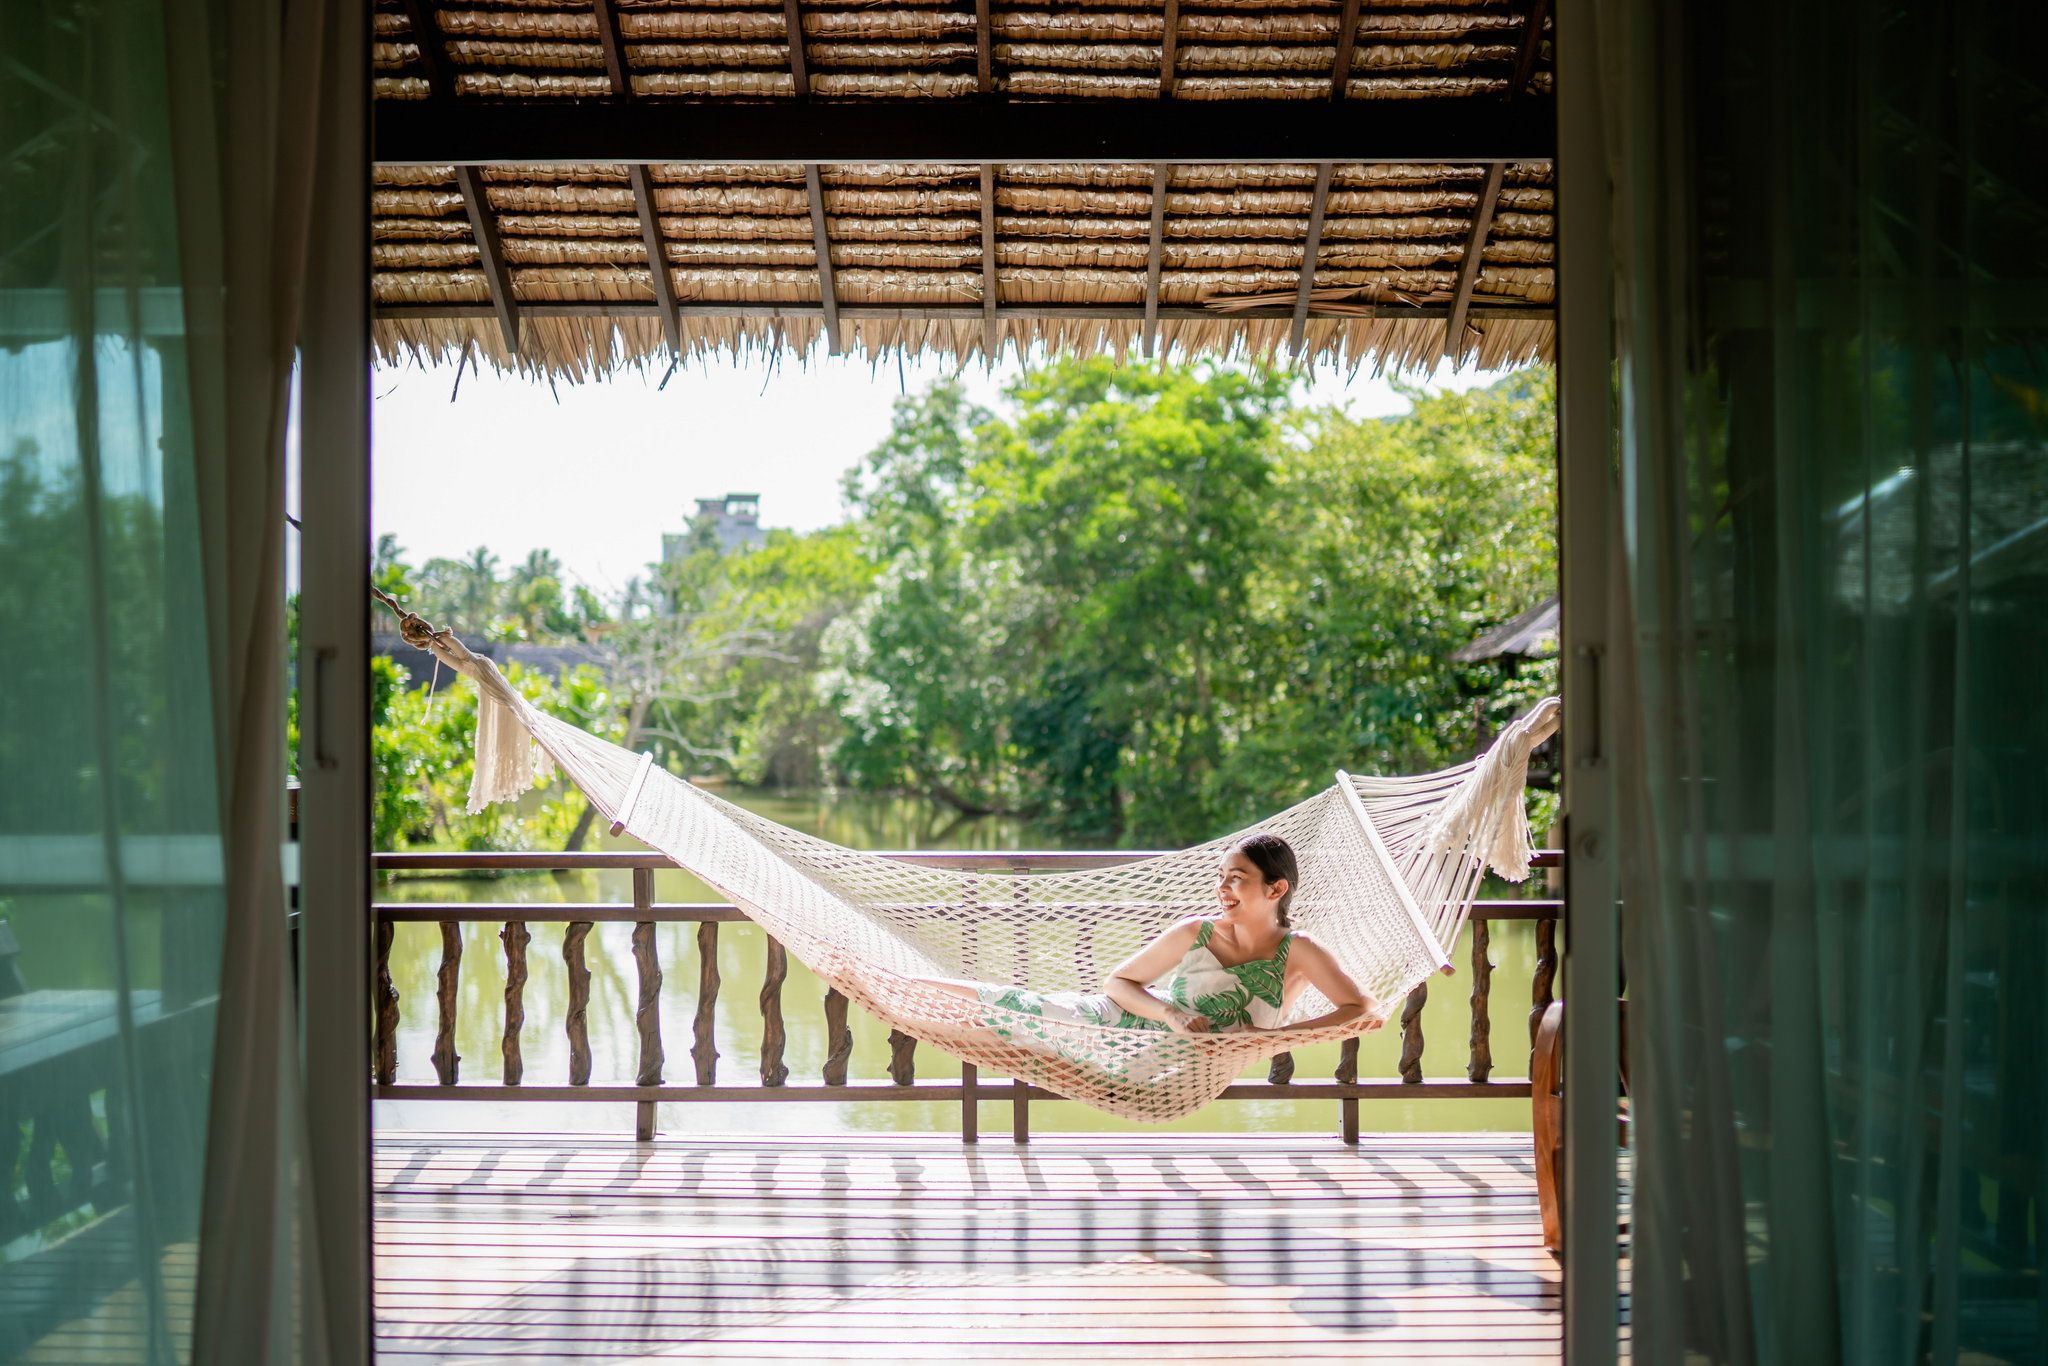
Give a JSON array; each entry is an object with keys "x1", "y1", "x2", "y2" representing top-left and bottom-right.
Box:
[{"x1": 418, "y1": 624, "x2": 1557, "y2": 1123}]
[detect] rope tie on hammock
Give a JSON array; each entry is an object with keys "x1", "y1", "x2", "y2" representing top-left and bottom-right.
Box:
[{"x1": 371, "y1": 586, "x2": 1559, "y2": 1122}]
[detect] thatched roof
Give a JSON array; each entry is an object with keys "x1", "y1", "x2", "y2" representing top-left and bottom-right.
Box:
[
  {"x1": 1450, "y1": 593, "x2": 1558, "y2": 662},
  {"x1": 371, "y1": 0, "x2": 1555, "y2": 377}
]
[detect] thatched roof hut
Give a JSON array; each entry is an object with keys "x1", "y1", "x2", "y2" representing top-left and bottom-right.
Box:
[{"x1": 371, "y1": 0, "x2": 1555, "y2": 377}]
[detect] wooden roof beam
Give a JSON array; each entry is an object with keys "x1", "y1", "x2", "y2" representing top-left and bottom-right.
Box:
[
  {"x1": 784, "y1": 0, "x2": 810, "y2": 100},
  {"x1": 399, "y1": 0, "x2": 453, "y2": 101},
  {"x1": 630, "y1": 165, "x2": 682, "y2": 355},
  {"x1": 1440, "y1": 162, "x2": 1504, "y2": 365},
  {"x1": 975, "y1": 0, "x2": 993, "y2": 93},
  {"x1": 979, "y1": 165, "x2": 999, "y2": 358},
  {"x1": 1329, "y1": 0, "x2": 1361, "y2": 100},
  {"x1": 1160, "y1": 0, "x2": 1181, "y2": 99},
  {"x1": 592, "y1": 0, "x2": 629, "y2": 97},
  {"x1": 1288, "y1": 161, "x2": 1333, "y2": 357},
  {"x1": 1433, "y1": 0, "x2": 1540, "y2": 368},
  {"x1": 454, "y1": 166, "x2": 519, "y2": 353},
  {"x1": 1441, "y1": 1, "x2": 1546, "y2": 365},
  {"x1": 1509, "y1": 0, "x2": 1553, "y2": 101},
  {"x1": 376, "y1": 99, "x2": 1556, "y2": 165},
  {"x1": 805, "y1": 164, "x2": 842, "y2": 354},
  {"x1": 1142, "y1": 164, "x2": 1168, "y2": 357}
]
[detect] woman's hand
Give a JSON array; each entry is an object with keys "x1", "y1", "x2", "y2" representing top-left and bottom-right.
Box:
[{"x1": 1163, "y1": 1006, "x2": 1211, "y2": 1034}]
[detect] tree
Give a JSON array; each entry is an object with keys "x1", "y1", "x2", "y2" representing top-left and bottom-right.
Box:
[
  {"x1": 825, "y1": 379, "x2": 1015, "y2": 814},
  {"x1": 828, "y1": 360, "x2": 1295, "y2": 841},
  {"x1": 697, "y1": 526, "x2": 875, "y2": 786},
  {"x1": 825, "y1": 361, "x2": 1558, "y2": 847},
  {"x1": 1232, "y1": 369, "x2": 1559, "y2": 813}
]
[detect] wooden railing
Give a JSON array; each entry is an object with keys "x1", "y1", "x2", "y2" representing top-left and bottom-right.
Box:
[{"x1": 371, "y1": 849, "x2": 1561, "y2": 1142}]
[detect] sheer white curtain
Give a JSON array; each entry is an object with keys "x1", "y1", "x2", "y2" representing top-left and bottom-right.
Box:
[
  {"x1": 164, "y1": 0, "x2": 359, "y2": 1358},
  {"x1": 2, "y1": 0, "x2": 353, "y2": 1358}
]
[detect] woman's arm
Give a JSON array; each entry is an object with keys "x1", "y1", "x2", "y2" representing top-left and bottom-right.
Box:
[
  {"x1": 1268, "y1": 935, "x2": 1385, "y2": 1033},
  {"x1": 1102, "y1": 921, "x2": 1208, "y2": 1032}
]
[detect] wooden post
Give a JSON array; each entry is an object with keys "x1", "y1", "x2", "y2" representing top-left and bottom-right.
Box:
[
  {"x1": 961, "y1": 1061, "x2": 979, "y2": 1144},
  {"x1": 374, "y1": 918, "x2": 398, "y2": 1086},
  {"x1": 693, "y1": 921, "x2": 720, "y2": 1085},
  {"x1": 760, "y1": 936, "x2": 790, "y2": 1087},
  {"x1": 1336, "y1": 1035, "x2": 1359, "y2": 1144},
  {"x1": 500, "y1": 920, "x2": 528, "y2": 1086},
  {"x1": 1012, "y1": 1077, "x2": 1029, "y2": 1144},
  {"x1": 1468, "y1": 920, "x2": 1494, "y2": 1082},
  {"x1": 1399, "y1": 981, "x2": 1427, "y2": 1085},
  {"x1": 1530, "y1": 916, "x2": 1558, "y2": 1045},
  {"x1": 632, "y1": 868, "x2": 662, "y2": 1139},
  {"x1": 886, "y1": 1029, "x2": 917, "y2": 1087},
  {"x1": 822, "y1": 987, "x2": 852, "y2": 1084},
  {"x1": 563, "y1": 920, "x2": 592, "y2": 1086},
  {"x1": 431, "y1": 921, "x2": 461, "y2": 1085}
]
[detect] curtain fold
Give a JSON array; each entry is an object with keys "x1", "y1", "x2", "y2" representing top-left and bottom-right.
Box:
[
  {"x1": 159, "y1": 0, "x2": 346, "y2": 1359},
  {"x1": 0, "y1": 0, "x2": 348, "y2": 1358},
  {"x1": 1600, "y1": 1, "x2": 2048, "y2": 1362}
]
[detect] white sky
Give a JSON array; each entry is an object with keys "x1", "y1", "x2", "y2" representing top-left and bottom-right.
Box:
[{"x1": 371, "y1": 349, "x2": 1514, "y2": 598}]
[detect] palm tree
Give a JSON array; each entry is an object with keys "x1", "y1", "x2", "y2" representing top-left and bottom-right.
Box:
[{"x1": 456, "y1": 546, "x2": 501, "y2": 636}]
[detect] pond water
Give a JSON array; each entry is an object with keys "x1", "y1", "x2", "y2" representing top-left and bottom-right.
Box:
[{"x1": 377, "y1": 789, "x2": 1548, "y2": 1138}]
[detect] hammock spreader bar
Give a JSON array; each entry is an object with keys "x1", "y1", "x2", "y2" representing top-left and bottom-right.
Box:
[{"x1": 1337, "y1": 767, "x2": 1452, "y2": 972}]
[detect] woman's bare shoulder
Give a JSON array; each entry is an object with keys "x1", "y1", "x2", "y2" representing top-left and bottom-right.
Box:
[{"x1": 1285, "y1": 929, "x2": 1336, "y2": 958}]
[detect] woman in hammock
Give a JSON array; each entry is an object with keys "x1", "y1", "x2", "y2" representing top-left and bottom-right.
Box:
[{"x1": 924, "y1": 834, "x2": 1387, "y2": 1036}]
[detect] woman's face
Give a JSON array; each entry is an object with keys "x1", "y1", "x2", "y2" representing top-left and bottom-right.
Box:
[{"x1": 1215, "y1": 850, "x2": 1284, "y2": 916}]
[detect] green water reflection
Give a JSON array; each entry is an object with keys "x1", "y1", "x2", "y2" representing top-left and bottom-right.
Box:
[{"x1": 379, "y1": 790, "x2": 1544, "y2": 1136}]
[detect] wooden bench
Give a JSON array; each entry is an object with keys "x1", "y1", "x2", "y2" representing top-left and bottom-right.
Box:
[{"x1": 1530, "y1": 997, "x2": 1629, "y2": 1254}]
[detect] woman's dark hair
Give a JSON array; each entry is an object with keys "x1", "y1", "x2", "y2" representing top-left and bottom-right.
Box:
[{"x1": 1232, "y1": 834, "x2": 1299, "y2": 927}]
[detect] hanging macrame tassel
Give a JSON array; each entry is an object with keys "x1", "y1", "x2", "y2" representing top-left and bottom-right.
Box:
[
  {"x1": 465, "y1": 681, "x2": 556, "y2": 814},
  {"x1": 1414, "y1": 697, "x2": 1557, "y2": 882}
]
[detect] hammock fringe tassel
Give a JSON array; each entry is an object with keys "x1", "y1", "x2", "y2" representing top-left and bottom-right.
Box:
[{"x1": 416, "y1": 621, "x2": 1559, "y2": 1123}]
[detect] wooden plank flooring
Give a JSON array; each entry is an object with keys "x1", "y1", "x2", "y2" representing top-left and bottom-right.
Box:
[{"x1": 376, "y1": 1132, "x2": 1561, "y2": 1364}]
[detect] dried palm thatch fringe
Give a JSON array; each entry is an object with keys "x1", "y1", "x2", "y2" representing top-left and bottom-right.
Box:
[{"x1": 373, "y1": 309, "x2": 1551, "y2": 381}]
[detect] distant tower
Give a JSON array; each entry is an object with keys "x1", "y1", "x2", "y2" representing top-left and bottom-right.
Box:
[{"x1": 663, "y1": 493, "x2": 766, "y2": 561}]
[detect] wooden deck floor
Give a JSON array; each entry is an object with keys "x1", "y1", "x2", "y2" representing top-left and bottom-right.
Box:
[{"x1": 375, "y1": 1131, "x2": 1561, "y2": 1364}]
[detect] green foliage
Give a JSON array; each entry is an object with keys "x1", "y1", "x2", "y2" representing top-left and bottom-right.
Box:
[
  {"x1": 695, "y1": 526, "x2": 875, "y2": 786},
  {"x1": 0, "y1": 450, "x2": 217, "y2": 836},
  {"x1": 369, "y1": 657, "x2": 626, "y2": 851},
  {"x1": 1242, "y1": 370, "x2": 1559, "y2": 803},
  {"x1": 826, "y1": 362, "x2": 1557, "y2": 846},
  {"x1": 385, "y1": 536, "x2": 610, "y2": 643}
]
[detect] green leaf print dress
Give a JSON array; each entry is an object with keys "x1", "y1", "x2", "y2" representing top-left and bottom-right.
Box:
[{"x1": 974, "y1": 919, "x2": 1292, "y2": 1036}]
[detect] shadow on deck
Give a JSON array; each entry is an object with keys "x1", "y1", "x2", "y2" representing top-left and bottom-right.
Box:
[{"x1": 374, "y1": 1131, "x2": 1561, "y2": 1363}]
